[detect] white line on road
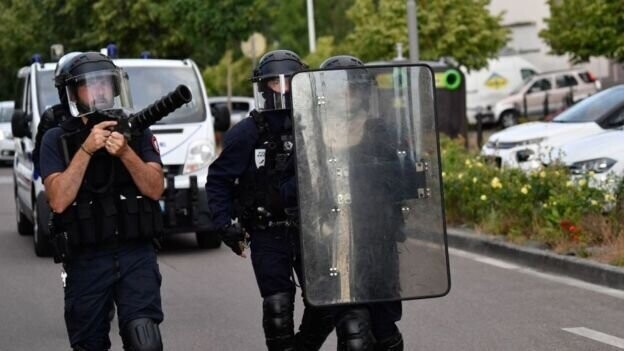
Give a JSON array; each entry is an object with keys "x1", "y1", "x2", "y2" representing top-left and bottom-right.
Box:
[
  {"x1": 0, "y1": 176, "x2": 12, "y2": 185},
  {"x1": 563, "y1": 327, "x2": 624, "y2": 349},
  {"x1": 449, "y1": 248, "x2": 624, "y2": 300}
]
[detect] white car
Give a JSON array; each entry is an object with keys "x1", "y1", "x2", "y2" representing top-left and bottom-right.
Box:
[
  {"x1": 0, "y1": 101, "x2": 14, "y2": 164},
  {"x1": 208, "y1": 96, "x2": 254, "y2": 128},
  {"x1": 557, "y1": 128, "x2": 624, "y2": 189},
  {"x1": 11, "y1": 57, "x2": 226, "y2": 256},
  {"x1": 482, "y1": 85, "x2": 624, "y2": 171}
]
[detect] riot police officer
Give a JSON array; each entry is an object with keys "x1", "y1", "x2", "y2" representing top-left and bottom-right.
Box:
[
  {"x1": 206, "y1": 49, "x2": 335, "y2": 350},
  {"x1": 207, "y1": 49, "x2": 383, "y2": 350},
  {"x1": 317, "y1": 55, "x2": 404, "y2": 351},
  {"x1": 40, "y1": 52, "x2": 164, "y2": 351}
]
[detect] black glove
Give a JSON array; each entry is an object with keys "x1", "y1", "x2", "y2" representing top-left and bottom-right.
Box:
[{"x1": 220, "y1": 223, "x2": 246, "y2": 255}]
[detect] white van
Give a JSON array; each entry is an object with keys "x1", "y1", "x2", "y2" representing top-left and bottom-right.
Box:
[
  {"x1": 464, "y1": 56, "x2": 539, "y2": 125},
  {"x1": 11, "y1": 57, "x2": 228, "y2": 256}
]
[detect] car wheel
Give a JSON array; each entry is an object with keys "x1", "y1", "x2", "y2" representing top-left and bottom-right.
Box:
[
  {"x1": 33, "y1": 193, "x2": 53, "y2": 257},
  {"x1": 15, "y1": 183, "x2": 33, "y2": 236},
  {"x1": 196, "y1": 231, "x2": 222, "y2": 249},
  {"x1": 499, "y1": 110, "x2": 518, "y2": 129}
]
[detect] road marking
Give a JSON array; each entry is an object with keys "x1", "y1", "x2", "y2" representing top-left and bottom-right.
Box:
[
  {"x1": 449, "y1": 248, "x2": 624, "y2": 300},
  {"x1": 0, "y1": 176, "x2": 13, "y2": 185},
  {"x1": 563, "y1": 327, "x2": 624, "y2": 349}
]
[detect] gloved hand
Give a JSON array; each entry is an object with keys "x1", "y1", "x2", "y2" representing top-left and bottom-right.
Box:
[{"x1": 220, "y1": 223, "x2": 248, "y2": 257}]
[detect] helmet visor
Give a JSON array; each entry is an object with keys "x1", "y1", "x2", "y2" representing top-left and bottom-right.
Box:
[
  {"x1": 65, "y1": 69, "x2": 133, "y2": 117},
  {"x1": 253, "y1": 74, "x2": 292, "y2": 112}
]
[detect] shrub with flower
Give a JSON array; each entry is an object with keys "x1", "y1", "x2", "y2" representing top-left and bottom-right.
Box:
[{"x1": 439, "y1": 136, "x2": 624, "y2": 265}]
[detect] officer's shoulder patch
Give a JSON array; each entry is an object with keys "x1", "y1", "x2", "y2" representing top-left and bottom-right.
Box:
[
  {"x1": 255, "y1": 148, "x2": 266, "y2": 168},
  {"x1": 151, "y1": 135, "x2": 160, "y2": 155}
]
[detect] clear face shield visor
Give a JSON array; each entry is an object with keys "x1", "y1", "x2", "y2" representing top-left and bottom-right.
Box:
[
  {"x1": 253, "y1": 74, "x2": 292, "y2": 112},
  {"x1": 65, "y1": 69, "x2": 133, "y2": 117}
]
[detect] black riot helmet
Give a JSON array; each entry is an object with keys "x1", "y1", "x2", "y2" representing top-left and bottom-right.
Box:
[
  {"x1": 320, "y1": 55, "x2": 374, "y2": 115},
  {"x1": 251, "y1": 50, "x2": 306, "y2": 112},
  {"x1": 54, "y1": 51, "x2": 133, "y2": 117},
  {"x1": 319, "y1": 55, "x2": 364, "y2": 69}
]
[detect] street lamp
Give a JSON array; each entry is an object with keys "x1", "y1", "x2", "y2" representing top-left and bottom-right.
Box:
[
  {"x1": 407, "y1": 0, "x2": 419, "y2": 61},
  {"x1": 307, "y1": 0, "x2": 317, "y2": 53}
]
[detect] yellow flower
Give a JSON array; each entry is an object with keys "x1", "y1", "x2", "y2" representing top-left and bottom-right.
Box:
[
  {"x1": 579, "y1": 179, "x2": 587, "y2": 187},
  {"x1": 591, "y1": 200, "x2": 598, "y2": 206},
  {"x1": 472, "y1": 177, "x2": 478, "y2": 184},
  {"x1": 566, "y1": 180, "x2": 574, "y2": 187},
  {"x1": 476, "y1": 162, "x2": 483, "y2": 168},
  {"x1": 543, "y1": 203, "x2": 548, "y2": 208},
  {"x1": 465, "y1": 160, "x2": 472, "y2": 166},
  {"x1": 521, "y1": 186, "x2": 529, "y2": 195},
  {"x1": 555, "y1": 171, "x2": 560, "y2": 176},
  {"x1": 458, "y1": 173, "x2": 464, "y2": 179},
  {"x1": 604, "y1": 194, "x2": 616, "y2": 202},
  {"x1": 490, "y1": 177, "x2": 502, "y2": 189},
  {"x1": 588, "y1": 171, "x2": 595, "y2": 177},
  {"x1": 480, "y1": 195, "x2": 487, "y2": 201},
  {"x1": 442, "y1": 172, "x2": 446, "y2": 178},
  {"x1": 539, "y1": 171, "x2": 546, "y2": 178}
]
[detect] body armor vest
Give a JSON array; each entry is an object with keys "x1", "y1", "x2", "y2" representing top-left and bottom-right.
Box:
[
  {"x1": 53, "y1": 118, "x2": 163, "y2": 247},
  {"x1": 235, "y1": 111, "x2": 294, "y2": 230}
]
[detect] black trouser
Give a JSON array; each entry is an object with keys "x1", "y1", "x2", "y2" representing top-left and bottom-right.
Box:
[
  {"x1": 250, "y1": 227, "x2": 334, "y2": 350},
  {"x1": 63, "y1": 241, "x2": 163, "y2": 350}
]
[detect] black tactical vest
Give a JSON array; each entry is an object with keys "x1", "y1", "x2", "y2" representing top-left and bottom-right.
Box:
[
  {"x1": 53, "y1": 118, "x2": 163, "y2": 247},
  {"x1": 235, "y1": 111, "x2": 295, "y2": 229}
]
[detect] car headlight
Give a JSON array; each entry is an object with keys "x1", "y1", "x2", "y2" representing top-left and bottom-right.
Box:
[
  {"x1": 570, "y1": 158, "x2": 616, "y2": 175},
  {"x1": 485, "y1": 137, "x2": 545, "y2": 150},
  {"x1": 182, "y1": 140, "x2": 215, "y2": 174}
]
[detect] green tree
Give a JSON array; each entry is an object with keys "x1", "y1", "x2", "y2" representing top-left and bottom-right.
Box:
[
  {"x1": 0, "y1": 0, "x2": 269, "y2": 99},
  {"x1": 540, "y1": 0, "x2": 624, "y2": 63},
  {"x1": 202, "y1": 51, "x2": 254, "y2": 97},
  {"x1": 342, "y1": 0, "x2": 508, "y2": 70}
]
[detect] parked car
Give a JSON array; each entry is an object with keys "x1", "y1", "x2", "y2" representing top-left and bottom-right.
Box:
[
  {"x1": 481, "y1": 85, "x2": 624, "y2": 171},
  {"x1": 11, "y1": 56, "x2": 229, "y2": 256},
  {"x1": 0, "y1": 100, "x2": 15, "y2": 165},
  {"x1": 556, "y1": 128, "x2": 624, "y2": 190},
  {"x1": 208, "y1": 96, "x2": 254, "y2": 128},
  {"x1": 492, "y1": 68, "x2": 601, "y2": 128},
  {"x1": 464, "y1": 55, "x2": 539, "y2": 126}
]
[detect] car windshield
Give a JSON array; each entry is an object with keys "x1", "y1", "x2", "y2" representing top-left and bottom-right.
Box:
[
  {"x1": 37, "y1": 65, "x2": 206, "y2": 124},
  {"x1": 553, "y1": 85, "x2": 624, "y2": 123},
  {"x1": 0, "y1": 104, "x2": 14, "y2": 122}
]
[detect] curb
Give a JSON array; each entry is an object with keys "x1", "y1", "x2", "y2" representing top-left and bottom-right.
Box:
[{"x1": 447, "y1": 227, "x2": 624, "y2": 290}]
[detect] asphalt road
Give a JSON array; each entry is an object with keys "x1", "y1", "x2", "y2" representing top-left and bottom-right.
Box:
[{"x1": 0, "y1": 166, "x2": 622, "y2": 350}]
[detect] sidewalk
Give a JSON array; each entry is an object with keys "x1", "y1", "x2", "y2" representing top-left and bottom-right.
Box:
[{"x1": 447, "y1": 227, "x2": 624, "y2": 290}]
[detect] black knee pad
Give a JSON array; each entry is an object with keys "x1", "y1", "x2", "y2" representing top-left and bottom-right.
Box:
[
  {"x1": 337, "y1": 308, "x2": 375, "y2": 351},
  {"x1": 263, "y1": 292, "x2": 295, "y2": 350},
  {"x1": 375, "y1": 332, "x2": 403, "y2": 351},
  {"x1": 121, "y1": 318, "x2": 163, "y2": 351}
]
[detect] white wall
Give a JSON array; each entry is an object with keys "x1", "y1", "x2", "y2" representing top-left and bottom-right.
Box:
[{"x1": 488, "y1": 0, "x2": 612, "y2": 79}]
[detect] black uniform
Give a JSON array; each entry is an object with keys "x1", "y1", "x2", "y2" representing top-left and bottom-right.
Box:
[
  {"x1": 206, "y1": 110, "x2": 335, "y2": 350},
  {"x1": 41, "y1": 116, "x2": 164, "y2": 351}
]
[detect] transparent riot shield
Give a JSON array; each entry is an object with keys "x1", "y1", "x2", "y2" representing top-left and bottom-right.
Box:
[{"x1": 291, "y1": 64, "x2": 450, "y2": 306}]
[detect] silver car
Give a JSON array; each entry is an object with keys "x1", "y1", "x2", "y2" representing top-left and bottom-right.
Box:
[
  {"x1": 493, "y1": 69, "x2": 601, "y2": 128},
  {"x1": 0, "y1": 101, "x2": 14, "y2": 165}
]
